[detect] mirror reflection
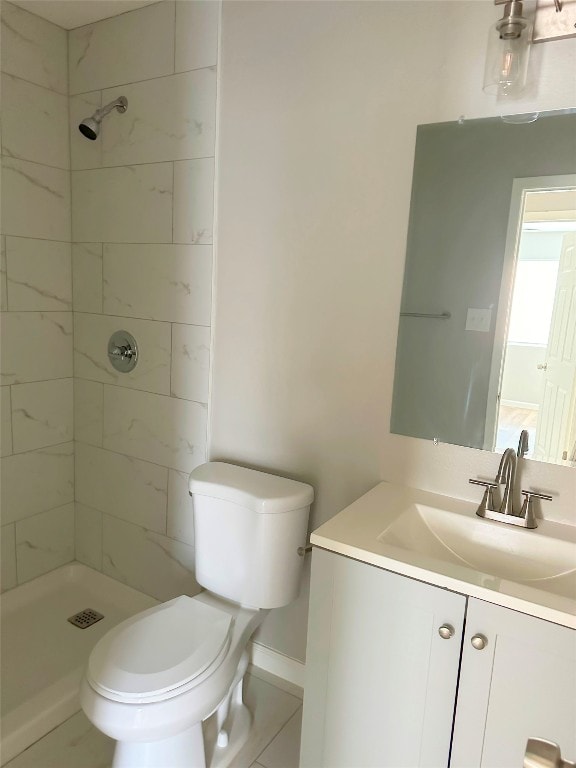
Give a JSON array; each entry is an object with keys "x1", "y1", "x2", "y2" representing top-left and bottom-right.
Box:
[{"x1": 391, "y1": 112, "x2": 576, "y2": 466}]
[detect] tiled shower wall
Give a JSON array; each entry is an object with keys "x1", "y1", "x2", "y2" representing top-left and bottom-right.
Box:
[
  {"x1": 1, "y1": 3, "x2": 75, "y2": 590},
  {"x1": 1, "y1": 0, "x2": 219, "y2": 600},
  {"x1": 69, "y1": 0, "x2": 218, "y2": 601}
]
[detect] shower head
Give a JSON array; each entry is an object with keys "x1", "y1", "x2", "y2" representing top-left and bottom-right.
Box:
[{"x1": 78, "y1": 95, "x2": 128, "y2": 140}]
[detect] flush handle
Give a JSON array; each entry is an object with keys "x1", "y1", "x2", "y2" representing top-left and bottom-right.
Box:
[
  {"x1": 471, "y1": 633, "x2": 488, "y2": 650},
  {"x1": 438, "y1": 624, "x2": 455, "y2": 639}
]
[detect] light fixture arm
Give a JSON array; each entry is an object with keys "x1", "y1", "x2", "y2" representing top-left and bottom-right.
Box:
[{"x1": 494, "y1": 0, "x2": 528, "y2": 39}]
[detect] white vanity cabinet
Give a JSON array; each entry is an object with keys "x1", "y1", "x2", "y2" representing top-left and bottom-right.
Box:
[
  {"x1": 301, "y1": 549, "x2": 576, "y2": 768},
  {"x1": 300, "y1": 549, "x2": 466, "y2": 768},
  {"x1": 451, "y1": 597, "x2": 576, "y2": 768}
]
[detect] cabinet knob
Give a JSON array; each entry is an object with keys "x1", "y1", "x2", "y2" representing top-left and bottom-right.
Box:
[
  {"x1": 471, "y1": 633, "x2": 488, "y2": 650},
  {"x1": 438, "y1": 624, "x2": 455, "y2": 639}
]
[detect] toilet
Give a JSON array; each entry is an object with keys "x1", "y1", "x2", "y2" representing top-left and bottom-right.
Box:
[{"x1": 81, "y1": 462, "x2": 314, "y2": 768}]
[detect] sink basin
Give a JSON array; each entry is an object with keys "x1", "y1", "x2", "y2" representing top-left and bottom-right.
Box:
[
  {"x1": 378, "y1": 503, "x2": 576, "y2": 589},
  {"x1": 311, "y1": 482, "x2": 576, "y2": 628}
]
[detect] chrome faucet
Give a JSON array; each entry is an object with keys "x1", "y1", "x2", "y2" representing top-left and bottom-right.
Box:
[{"x1": 469, "y1": 431, "x2": 552, "y2": 528}]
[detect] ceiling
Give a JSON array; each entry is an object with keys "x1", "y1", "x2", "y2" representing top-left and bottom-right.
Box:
[{"x1": 11, "y1": 0, "x2": 159, "y2": 30}]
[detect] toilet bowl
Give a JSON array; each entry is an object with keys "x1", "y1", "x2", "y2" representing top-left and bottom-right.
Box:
[
  {"x1": 82, "y1": 592, "x2": 268, "y2": 767},
  {"x1": 81, "y1": 462, "x2": 314, "y2": 768}
]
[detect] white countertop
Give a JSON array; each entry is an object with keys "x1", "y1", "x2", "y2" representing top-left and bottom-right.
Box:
[{"x1": 311, "y1": 482, "x2": 576, "y2": 630}]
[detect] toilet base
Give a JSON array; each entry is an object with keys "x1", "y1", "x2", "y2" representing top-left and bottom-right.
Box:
[
  {"x1": 204, "y1": 698, "x2": 252, "y2": 768},
  {"x1": 109, "y1": 699, "x2": 252, "y2": 768},
  {"x1": 110, "y1": 658, "x2": 252, "y2": 768},
  {"x1": 112, "y1": 722, "x2": 205, "y2": 768},
  {"x1": 204, "y1": 667, "x2": 253, "y2": 768}
]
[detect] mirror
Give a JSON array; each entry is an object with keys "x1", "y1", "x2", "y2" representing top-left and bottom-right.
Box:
[{"x1": 391, "y1": 111, "x2": 576, "y2": 466}]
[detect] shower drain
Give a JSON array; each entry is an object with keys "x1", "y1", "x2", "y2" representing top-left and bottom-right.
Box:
[{"x1": 67, "y1": 608, "x2": 104, "y2": 629}]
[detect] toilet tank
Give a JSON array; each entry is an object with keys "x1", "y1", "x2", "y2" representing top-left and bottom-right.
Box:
[{"x1": 189, "y1": 462, "x2": 314, "y2": 609}]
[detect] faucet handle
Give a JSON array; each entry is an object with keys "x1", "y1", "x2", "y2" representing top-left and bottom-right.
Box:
[
  {"x1": 469, "y1": 479, "x2": 498, "y2": 516},
  {"x1": 520, "y1": 490, "x2": 553, "y2": 529},
  {"x1": 469, "y1": 479, "x2": 499, "y2": 488}
]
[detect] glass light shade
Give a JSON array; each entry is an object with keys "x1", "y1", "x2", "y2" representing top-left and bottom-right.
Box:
[{"x1": 483, "y1": 19, "x2": 532, "y2": 98}]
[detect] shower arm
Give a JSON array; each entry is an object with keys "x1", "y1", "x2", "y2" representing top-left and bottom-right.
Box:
[{"x1": 93, "y1": 96, "x2": 128, "y2": 121}]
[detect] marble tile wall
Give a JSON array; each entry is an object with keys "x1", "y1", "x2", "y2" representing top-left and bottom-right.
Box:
[
  {"x1": 69, "y1": 0, "x2": 219, "y2": 600},
  {"x1": 0, "y1": 3, "x2": 75, "y2": 590}
]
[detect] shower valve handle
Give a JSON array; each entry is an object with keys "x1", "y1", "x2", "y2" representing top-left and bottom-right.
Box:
[
  {"x1": 110, "y1": 344, "x2": 134, "y2": 359},
  {"x1": 107, "y1": 330, "x2": 138, "y2": 373}
]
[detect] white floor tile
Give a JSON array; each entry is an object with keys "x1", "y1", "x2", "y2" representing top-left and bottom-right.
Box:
[
  {"x1": 257, "y1": 708, "x2": 302, "y2": 768},
  {"x1": 5, "y1": 711, "x2": 113, "y2": 768},
  {"x1": 228, "y1": 675, "x2": 301, "y2": 768},
  {"x1": 248, "y1": 665, "x2": 303, "y2": 702},
  {"x1": 5, "y1": 671, "x2": 303, "y2": 768}
]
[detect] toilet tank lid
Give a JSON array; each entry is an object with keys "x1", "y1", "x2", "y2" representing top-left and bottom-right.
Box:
[{"x1": 189, "y1": 462, "x2": 314, "y2": 514}]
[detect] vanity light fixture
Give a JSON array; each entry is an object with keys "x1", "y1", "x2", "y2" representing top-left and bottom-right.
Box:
[
  {"x1": 484, "y1": 0, "x2": 576, "y2": 99},
  {"x1": 483, "y1": 0, "x2": 533, "y2": 98}
]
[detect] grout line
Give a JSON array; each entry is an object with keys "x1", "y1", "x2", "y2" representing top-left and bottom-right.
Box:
[
  {"x1": 82, "y1": 504, "x2": 168, "y2": 540},
  {"x1": 3, "y1": 235, "x2": 72, "y2": 245},
  {"x1": 1, "y1": 151, "x2": 71, "y2": 174},
  {"x1": 8, "y1": 436, "x2": 74, "y2": 458},
  {"x1": 172, "y1": 0, "x2": 177, "y2": 75},
  {"x1": 171, "y1": 160, "x2": 175, "y2": 243},
  {"x1": 2, "y1": 234, "x2": 213, "y2": 248},
  {"x1": 2, "y1": 152, "x2": 215, "y2": 175},
  {"x1": 70, "y1": 62, "x2": 217, "y2": 99},
  {"x1": 70, "y1": 155, "x2": 215, "y2": 172},
  {"x1": 253, "y1": 706, "x2": 302, "y2": 768},
  {"x1": 67, "y1": 0, "x2": 167, "y2": 35},
  {"x1": 99, "y1": 379, "x2": 208, "y2": 406},
  {"x1": 258, "y1": 706, "x2": 303, "y2": 765},
  {"x1": 1, "y1": 71, "x2": 68, "y2": 99},
  {"x1": 2, "y1": 375, "x2": 73, "y2": 386},
  {"x1": 76, "y1": 437, "x2": 182, "y2": 477},
  {"x1": 8, "y1": 384, "x2": 14, "y2": 457},
  {"x1": 8, "y1": 495, "x2": 75, "y2": 530},
  {"x1": 99, "y1": 242, "x2": 104, "y2": 314},
  {"x1": 169, "y1": 322, "x2": 174, "y2": 397},
  {"x1": 2, "y1": 304, "x2": 73, "y2": 312},
  {"x1": 10, "y1": 520, "x2": 18, "y2": 587},
  {"x1": 73, "y1": 309, "x2": 211, "y2": 328},
  {"x1": 98, "y1": 381, "x2": 104, "y2": 449},
  {"x1": 75, "y1": 437, "x2": 204, "y2": 499}
]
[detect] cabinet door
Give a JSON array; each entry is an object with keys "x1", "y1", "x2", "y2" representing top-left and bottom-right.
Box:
[
  {"x1": 451, "y1": 598, "x2": 576, "y2": 768},
  {"x1": 301, "y1": 549, "x2": 466, "y2": 768}
]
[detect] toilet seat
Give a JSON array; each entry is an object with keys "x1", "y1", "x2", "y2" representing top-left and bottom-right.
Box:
[{"x1": 87, "y1": 596, "x2": 233, "y2": 704}]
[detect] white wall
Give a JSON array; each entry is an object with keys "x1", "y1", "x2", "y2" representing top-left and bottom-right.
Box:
[
  {"x1": 1, "y1": 3, "x2": 74, "y2": 590},
  {"x1": 211, "y1": 1, "x2": 576, "y2": 662}
]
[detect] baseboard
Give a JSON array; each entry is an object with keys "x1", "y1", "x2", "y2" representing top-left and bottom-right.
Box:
[
  {"x1": 500, "y1": 399, "x2": 539, "y2": 411},
  {"x1": 248, "y1": 641, "x2": 305, "y2": 689}
]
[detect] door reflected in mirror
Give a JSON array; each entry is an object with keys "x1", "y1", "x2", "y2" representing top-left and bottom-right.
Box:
[{"x1": 491, "y1": 187, "x2": 576, "y2": 464}]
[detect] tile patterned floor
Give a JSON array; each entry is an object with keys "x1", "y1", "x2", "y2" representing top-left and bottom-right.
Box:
[{"x1": 5, "y1": 667, "x2": 303, "y2": 768}]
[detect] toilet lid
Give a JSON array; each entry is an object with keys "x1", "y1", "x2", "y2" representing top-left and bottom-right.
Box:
[{"x1": 88, "y1": 596, "x2": 233, "y2": 700}]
